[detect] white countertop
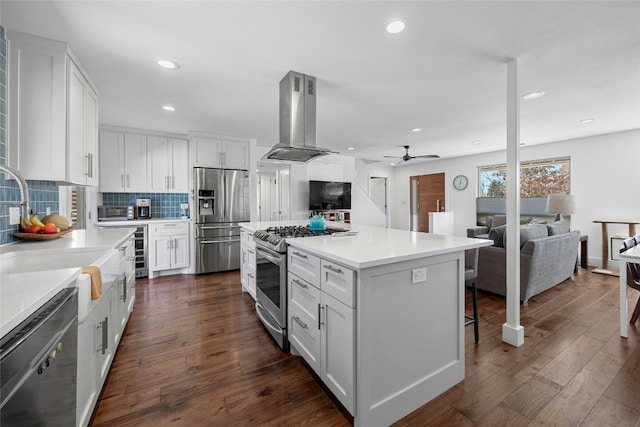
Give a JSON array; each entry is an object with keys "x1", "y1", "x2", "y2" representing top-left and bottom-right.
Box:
[
  {"x1": 0, "y1": 268, "x2": 81, "y2": 337},
  {"x1": 0, "y1": 228, "x2": 135, "y2": 337},
  {"x1": 1, "y1": 228, "x2": 135, "y2": 254},
  {"x1": 241, "y1": 221, "x2": 492, "y2": 269},
  {"x1": 96, "y1": 218, "x2": 190, "y2": 227}
]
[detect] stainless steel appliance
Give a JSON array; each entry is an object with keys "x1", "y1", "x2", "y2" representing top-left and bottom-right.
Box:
[
  {"x1": 263, "y1": 71, "x2": 336, "y2": 162},
  {"x1": 135, "y1": 198, "x2": 151, "y2": 219},
  {"x1": 98, "y1": 224, "x2": 148, "y2": 277},
  {"x1": 194, "y1": 167, "x2": 250, "y2": 274},
  {"x1": 98, "y1": 205, "x2": 134, "y2": 221},
  {"x1": 1, "y1": 287, "x2": 78, "y2": 426},
  {"x1": 253, "y1": 226, "x2": 336, "y2": 349}
]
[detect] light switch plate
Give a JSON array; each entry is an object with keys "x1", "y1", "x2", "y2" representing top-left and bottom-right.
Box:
[
  {"x1": 411, "y1": 268, "x2": 427, "y2": 284},
  {"x1": 9, "y1": 207, "x2": 21, "y2": 225}
]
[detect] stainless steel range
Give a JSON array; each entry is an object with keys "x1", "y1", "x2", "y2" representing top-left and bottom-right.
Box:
[{"x1": 253, "y1": 226, "x2": 335, "y2": 350}]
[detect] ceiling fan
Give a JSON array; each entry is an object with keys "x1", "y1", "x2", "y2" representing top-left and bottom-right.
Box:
[{"x1": 384, "y1": 145, "x2": 440, "y2": 163}]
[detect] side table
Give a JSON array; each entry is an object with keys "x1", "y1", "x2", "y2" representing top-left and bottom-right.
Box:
[{"x1": 575, "y1": 235, "x2": 588, "y2": 273}]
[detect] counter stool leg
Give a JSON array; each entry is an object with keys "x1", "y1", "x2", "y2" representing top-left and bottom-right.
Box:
[{"x1": 472, "y1": 281, "x2": 479, "y2": 343}]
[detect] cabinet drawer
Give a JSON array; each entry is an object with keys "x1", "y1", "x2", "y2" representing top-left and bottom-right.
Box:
[
  {"x1": 241, "y1": 229, "x2": 256, "y2": 247},
  {"x1": 289, "y1": 273, "x2": 321, "y2": 324},
  {"x1": 289, "y1": 303, "x2": 320, "y2": 375},
  {"x1": 148, "y1": 221, "x2": 189, "y2": 236},
  {"x1": 288, "y1": 248, "x2": 321, "y2": 287},
  {"x1": 321, "y1": 260, "x2": 356, "y2": 308}
]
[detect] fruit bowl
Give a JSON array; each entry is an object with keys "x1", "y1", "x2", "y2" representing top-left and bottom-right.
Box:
[{"x1": 14, "y1": 227, "x2": 75, "y2": 241}]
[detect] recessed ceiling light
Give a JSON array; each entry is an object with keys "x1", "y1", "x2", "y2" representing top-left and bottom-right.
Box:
[
  {"x1": 162, "y1": 105, "x2": 175, "y2": 112},
  {"x1": 386, "y1": 19, "x2": 406, "y2": 34},
  {"x1": 579, "y1": 118, "x2": 594, "y2": 124},
  {"x1": 472, "y1": 140, "x2": 481, "y2": 145},
  {"x1": 390, "y1": 162, "x2": 396, "y2": 166},
  {"x1": 410, "y1": 128, "x2": 423, "y2": 133},
  {"x1": 522, "y1": 91, "x2": 545, "y2": 100},
  {"x1": 347, "y1": 147, "x2": 355, "y2": 151},
  {"x1": 157, "y1": 59, "x2": 180, "y2": 70}
]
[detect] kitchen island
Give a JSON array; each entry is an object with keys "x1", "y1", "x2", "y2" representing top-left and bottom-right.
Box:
[{"x1": 242, "y1": 221, "x2": 492, "y2": 427}]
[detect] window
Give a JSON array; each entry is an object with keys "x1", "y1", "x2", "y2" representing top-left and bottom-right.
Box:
[{"x1": 479, "y1": 157, "x2": 570, "y2": 197}]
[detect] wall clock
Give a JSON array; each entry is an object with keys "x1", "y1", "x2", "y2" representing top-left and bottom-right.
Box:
[{"x1": 453, "y1": 175, "x2": 468, "y2": 190}]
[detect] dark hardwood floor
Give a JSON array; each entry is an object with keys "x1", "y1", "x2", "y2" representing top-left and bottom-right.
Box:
[{"x1": 91, "y1": 267, "x2": 640, "y2": 426}]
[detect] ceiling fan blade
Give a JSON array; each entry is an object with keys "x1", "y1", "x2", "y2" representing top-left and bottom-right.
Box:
[
  {"x1": 383, "y1": 155, "x2": 402, "y2": 158},
  {"x1": 414, "y1": 154, "x2": 440, "y2": 159}
]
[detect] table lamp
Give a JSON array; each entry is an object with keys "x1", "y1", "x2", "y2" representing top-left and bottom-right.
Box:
[{"x1": 546, "y1": 194, "x2": 575, "y2": 221}]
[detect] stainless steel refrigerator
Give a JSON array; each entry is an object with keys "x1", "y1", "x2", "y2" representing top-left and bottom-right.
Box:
[{"x1": 194, "y1": 167, "x2": 250, "y2": 274}]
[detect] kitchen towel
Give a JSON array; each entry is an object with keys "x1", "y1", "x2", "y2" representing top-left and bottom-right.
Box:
[{"x1": 82, "y1": 265, "x2": 103, "y2": 300}]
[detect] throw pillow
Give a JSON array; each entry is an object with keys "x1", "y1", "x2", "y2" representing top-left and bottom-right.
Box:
[
  {"x1": 529, "y1": 218, "x2": 547, "y2": 225},
  {"x1": 491, "y1": 215, "x2": 507, "y2": 228},
  {"x1": 502, "y1": 223, "x2": 549, "y2": 249},
  {"x1": 488, "y1": 224, "x2": 506, "y2": 247},
  {"x1": 547, "y1": 221, "x2": 570, "y2": 235}
]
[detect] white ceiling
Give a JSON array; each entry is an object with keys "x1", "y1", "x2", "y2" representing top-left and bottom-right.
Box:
[{"x1": 2, "y1": 1, "x2": 639, "y2": 165}]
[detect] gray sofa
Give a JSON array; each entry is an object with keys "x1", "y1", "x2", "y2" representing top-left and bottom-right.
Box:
[{"x1": 475, "y1": 222, "x2": 580, "y2": 304}]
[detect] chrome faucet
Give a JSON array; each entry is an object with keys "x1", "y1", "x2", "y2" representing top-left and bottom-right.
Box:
[{"x1": 0, "y1": 165, "x2": 31, "y2": 220}]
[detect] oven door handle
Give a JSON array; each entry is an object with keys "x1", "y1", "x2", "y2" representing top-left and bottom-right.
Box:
[
  {"x1": 199, "y1": 239, "x2": 240, "y2": 244},
  {"x1": 255, "y1": 246, "x2": 284, "y2": 264},
  {"x1": 255, "y1": 302, "x2": 283, "y2": 335}
]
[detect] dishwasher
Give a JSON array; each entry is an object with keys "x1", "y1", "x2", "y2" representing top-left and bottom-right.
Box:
[{"x1": 0, "y1": 287, "x2": 78, "y2": 426}]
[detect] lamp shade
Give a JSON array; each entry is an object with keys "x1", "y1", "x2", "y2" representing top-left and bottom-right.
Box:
[{"x1": 546, "y1": 194, "x2": 575, "y2": 215}]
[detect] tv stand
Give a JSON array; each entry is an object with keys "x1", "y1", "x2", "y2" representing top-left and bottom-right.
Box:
[{"x1": 311, "y1": 210, "x2": 351, "y2": 224}]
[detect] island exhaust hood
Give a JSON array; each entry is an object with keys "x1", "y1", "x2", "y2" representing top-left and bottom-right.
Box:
[{"x1": 263, "y1": 71, "x2": 336, "y2": 162}]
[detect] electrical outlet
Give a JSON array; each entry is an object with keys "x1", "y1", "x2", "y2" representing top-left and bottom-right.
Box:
[
  {"x1": 46, "y1": 207, "x2": 51, "y2": 215},
  {"x1": 9, "y1": 207, "x2": 21, "y2": 225},
  {"x1": 411, "y1": 268, "x2": 427, "y2": 284}
]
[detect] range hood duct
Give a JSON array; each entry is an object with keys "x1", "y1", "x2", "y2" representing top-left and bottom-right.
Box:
[{"x1": 263, "y1": 71, "x2": 336, "y2": 162}]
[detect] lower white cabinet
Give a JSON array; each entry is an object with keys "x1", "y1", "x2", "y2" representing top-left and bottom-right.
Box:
[
  {"x1": 148, "y1": 222, "x2": 190, "y2": 278},
  {"x1": 240, "y1": 229, "x2": 257, "y2": 299},
  {"x1": 112, "y1": 235, "x2": 136, "y2": 346},
  {"x1": 77, "y1": 284, "x2": 114, "y2": 427},
  {"x1": 287, "y1": 247, "x2": 356, "y2": 414}
]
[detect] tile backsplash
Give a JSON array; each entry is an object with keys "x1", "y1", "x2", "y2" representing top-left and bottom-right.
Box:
[{"x1": 101, "y1": 192, "x2": 188, "y2": 219}]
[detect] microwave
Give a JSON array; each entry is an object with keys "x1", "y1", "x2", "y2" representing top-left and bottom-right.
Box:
[{"x1": 98, "y1": 205, "x2": 134, "y2": 221}]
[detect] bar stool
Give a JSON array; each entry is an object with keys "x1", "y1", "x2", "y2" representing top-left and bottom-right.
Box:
[
  {"x1": 464, "y1": 248, "x2": 479, "y2": 343},
  {"x1": 621, "y1": 239, "x2": 640, "y2": 325}
]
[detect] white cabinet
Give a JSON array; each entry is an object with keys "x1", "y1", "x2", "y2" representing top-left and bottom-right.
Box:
[
  {"x1": 112, "y1": 235, "x2": 135, "y2": 346},
  {"x1": 148, "y1": 222, "x2": 190, "y2": 278},
  {"x1": 77, "y1": 284, "x2": 113, "y2": 427},
  {"x1": 287, "y1": 247, "x2": 355, "y2": 414},
  {"x1": 67, "y1": 59, "x2": 99, "y2": 185},
  {"x1": 99, "y1": 131, "x2": 148, "y2": 192},
  {"x1": 240, "y1": 229, "x2": 257, "y2": 299},
  {"x1": 191, "y1": 136, "x2": 249, "y2": 170},
  {"x1": 148, "y1": 136, "x2": 189, "y2": 192},
  {"x1": 7, "y1": 31, "x2": 99, "y2": 184}
]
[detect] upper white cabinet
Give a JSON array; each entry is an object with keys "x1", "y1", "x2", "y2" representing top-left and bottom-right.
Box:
[
  {"x1": 191, "y1": 135, "x2": 249, "y2": 170},
  {"x1": 7, "y1": 31, "x2": 99, "y2": 185},
  {"x1": 148, "y1": 136, "x2": 189, "y2": 193},
  {"x1": 99, "y1": 131, "x2": 147, "y2": 193}
]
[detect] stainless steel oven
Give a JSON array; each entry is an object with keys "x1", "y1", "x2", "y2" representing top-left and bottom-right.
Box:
[
  {"x1": 254, "y1": 241, "x2": 288, "y2": 350},
  {"x1": 252, "y1": 226, "x2": 338, "y2": 350}
]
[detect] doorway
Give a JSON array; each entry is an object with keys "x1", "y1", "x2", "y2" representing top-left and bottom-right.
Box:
[
  {"x1": 369, "y1": 176, "x2": 388, "y2": 227},
  {"x1": 257, "y1": 162, "x2": 290, "y2": 221},
  {"x1": 410, "y1": 172, "x2": 445, "y2": 232}
]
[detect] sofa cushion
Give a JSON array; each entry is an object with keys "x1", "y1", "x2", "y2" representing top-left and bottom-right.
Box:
[
  {"x1": 501, "y1": 223, "x2": 549, "y2": 249},
  {"x1": 488, "y1": 225, "x2": 507, "y2": 247},
  {"x1": 547, "y1": 221, "x2": 570, "y2": 235},
  {"x1": 491, "y1": 215, "x2": 507, "y2": 228}
]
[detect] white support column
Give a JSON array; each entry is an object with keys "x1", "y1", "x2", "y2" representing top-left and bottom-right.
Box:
[{"x1": 502, "y1": 58, "x2": 524, "y2": 347}]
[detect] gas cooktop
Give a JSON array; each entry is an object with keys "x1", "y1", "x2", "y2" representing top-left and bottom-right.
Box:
[{"x1": 253, "y1": 225, "x2": 337, "y2": 253}]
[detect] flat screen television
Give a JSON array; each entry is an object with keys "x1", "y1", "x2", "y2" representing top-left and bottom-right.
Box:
[{"x1": 309, "y1": 180, "x2": 352, "y2": 210}]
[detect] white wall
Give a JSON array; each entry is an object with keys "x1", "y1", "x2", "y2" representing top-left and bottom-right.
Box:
[{"x1": 390, "y1": 129, "x2": 640, "y2": 267}]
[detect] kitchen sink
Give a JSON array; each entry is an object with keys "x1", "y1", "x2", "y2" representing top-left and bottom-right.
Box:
[
  {"x1": 0, "y1": 248, "x2": 116, "y2": 275},
  {"x1": 1, "y1": 247, "x2": 121, "y2": 323}
]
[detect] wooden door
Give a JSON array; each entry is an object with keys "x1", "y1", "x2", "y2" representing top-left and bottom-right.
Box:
[{"x1": 410, "y1": 173, "x2": 445, "y2": 232}]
